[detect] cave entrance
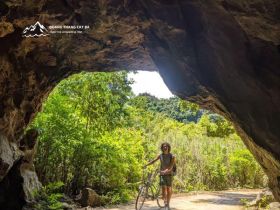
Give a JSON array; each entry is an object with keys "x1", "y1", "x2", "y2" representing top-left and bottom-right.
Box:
[{"x1": 27, "y1": 70, "x2": 267, "y2": 207}]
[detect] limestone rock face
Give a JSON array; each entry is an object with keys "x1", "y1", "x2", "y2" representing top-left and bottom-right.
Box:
[
  {"x1": 269, "y1": 202, "x2": 280, "y2": 210},
  {"x1": 0, "y1": 129, "x2": 41, "y2": 209},
  {"x1": 19, "y1": 129, "x2": 42, "y2": 202},
  {"x1": 0, "y1": 134, "x2": 21, "y2": 180},
  {"x1": 249, "y1": 188, "x2": 276, "y2": 207},
  {"x1": 0, "y1": 0, "x2": 279, "y2": 207}
]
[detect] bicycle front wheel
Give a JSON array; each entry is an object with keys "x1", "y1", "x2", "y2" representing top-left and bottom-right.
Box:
[{"x1": 135, "y1": 185, "x2": 147, "y2": 210}]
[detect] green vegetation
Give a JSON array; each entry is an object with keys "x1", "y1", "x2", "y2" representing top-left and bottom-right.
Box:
[
  {"x1": 30, "y1": 71, "x2": 267, "y2": 205},
  {"x1": 32, "y1": 182, "x2": 64, "y2": 210}
]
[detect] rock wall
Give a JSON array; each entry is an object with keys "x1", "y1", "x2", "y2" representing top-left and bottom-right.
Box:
[
  {"x1": 0, "y1": 0, "x2": 279, "y2": 207},
  {"x1": 137, "y1": 0, "x2": 280, "y2": 199},
  {"x1": 0, "y1": 129, "x2": 41, "y2": 209}
]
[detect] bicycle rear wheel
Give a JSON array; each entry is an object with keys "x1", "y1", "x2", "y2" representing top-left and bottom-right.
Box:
[
  {"x1": 135, "y1": 185, "x2": 147, "y2": 210},
  {"x1": 155, "y1": 185, "x2": 165, "y2": 208},
  {"x1": 156, "y1": 194, "x2": 165, "y2": 208}
]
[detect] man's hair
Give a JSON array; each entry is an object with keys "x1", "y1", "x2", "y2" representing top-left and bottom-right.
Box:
[{"x1": 161, "y1": 142, "x2": 171, "y2": 153}]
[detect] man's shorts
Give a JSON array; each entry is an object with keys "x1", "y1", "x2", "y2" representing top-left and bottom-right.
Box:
[{"x1": 160, "y1": 175, "x2": 173, "y2": 187}]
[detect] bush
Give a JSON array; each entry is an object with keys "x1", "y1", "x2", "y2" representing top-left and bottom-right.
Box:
[{"x1": 32, "y1": 182, "x2": 64, "y2": 210}]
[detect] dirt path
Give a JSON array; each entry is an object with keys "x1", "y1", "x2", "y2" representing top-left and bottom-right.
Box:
[{"x1": 78, "y1": 189, "x2": 261, "y2": 210}]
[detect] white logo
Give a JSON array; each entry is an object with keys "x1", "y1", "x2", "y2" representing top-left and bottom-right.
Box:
[{"x1": 22, "y1": 21, "x2": 49, "y2": 37}]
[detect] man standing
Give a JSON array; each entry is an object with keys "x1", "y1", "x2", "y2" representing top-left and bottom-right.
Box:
[{"x1": 144, "y1": 142, "x2": 176, "y2": 210}]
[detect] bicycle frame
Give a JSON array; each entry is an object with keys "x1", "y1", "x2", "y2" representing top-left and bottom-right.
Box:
[{"x1": 143, "y1": 168, "x2": 158, "y2": 187}]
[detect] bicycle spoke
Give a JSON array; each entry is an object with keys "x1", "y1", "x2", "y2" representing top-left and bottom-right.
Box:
[{"x1": 147, "y1": 184, "x2": 156, "y2": 200}]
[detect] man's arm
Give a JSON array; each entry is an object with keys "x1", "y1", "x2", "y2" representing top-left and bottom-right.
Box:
[{"x1": 144, "y1": 155, "x2": 160, "y2": 168}]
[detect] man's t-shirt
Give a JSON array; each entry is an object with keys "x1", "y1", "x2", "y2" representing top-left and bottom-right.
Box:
[{"x1": 160, "y1": 153, "x2": 175, "y2": 174}]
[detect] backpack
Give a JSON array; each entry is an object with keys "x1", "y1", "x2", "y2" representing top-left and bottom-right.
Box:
[{"x1": 160, "y1": 153, "x2": 177, "y2": 176}]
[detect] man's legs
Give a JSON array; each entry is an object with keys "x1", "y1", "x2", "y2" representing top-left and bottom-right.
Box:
[
  {"x1": 162, "y1": 186, "x2": 167, "y2": 204},
  {"x1": 167, "y1": 186, "x2": 172, "y2": 207},
  {"x1": 160, "y1": 175, "x2": 172, "y2": 208}
]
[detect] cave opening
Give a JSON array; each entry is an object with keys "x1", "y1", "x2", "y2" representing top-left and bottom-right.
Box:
[
  {"x1": 16, "y1": 70, "x2": 267, "y2": 209},
  {"x1": 0, "y1": 1, "x2": 279, "y2": 208}
]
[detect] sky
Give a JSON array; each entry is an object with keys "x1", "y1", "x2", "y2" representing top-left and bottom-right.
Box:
[{"x1": 128, "y1": 71, "x2": 174, "y2": 99}]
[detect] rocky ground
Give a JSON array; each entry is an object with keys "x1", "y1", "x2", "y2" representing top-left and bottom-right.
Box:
[{"x1": 77, "y1": 189, "x2": 262, "y2": 210}]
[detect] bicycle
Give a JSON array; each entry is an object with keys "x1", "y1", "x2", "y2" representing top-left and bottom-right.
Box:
[{"x1": 135, "y1": 168, "x2": 166, "y2": 210}]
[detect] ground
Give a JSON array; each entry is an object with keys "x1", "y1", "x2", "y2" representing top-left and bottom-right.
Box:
[{"x1": 77, "y1": 189, "x2": 261, "y2": 210}]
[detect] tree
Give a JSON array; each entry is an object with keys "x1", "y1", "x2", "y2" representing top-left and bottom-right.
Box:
[{"x1": 129, "y1": 94, "x2": 203, "y2": 123}]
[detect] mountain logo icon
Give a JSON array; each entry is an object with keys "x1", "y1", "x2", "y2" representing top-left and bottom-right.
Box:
[{"x1": 22, "y1": 21, "x2": 49, "y2": 37}]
